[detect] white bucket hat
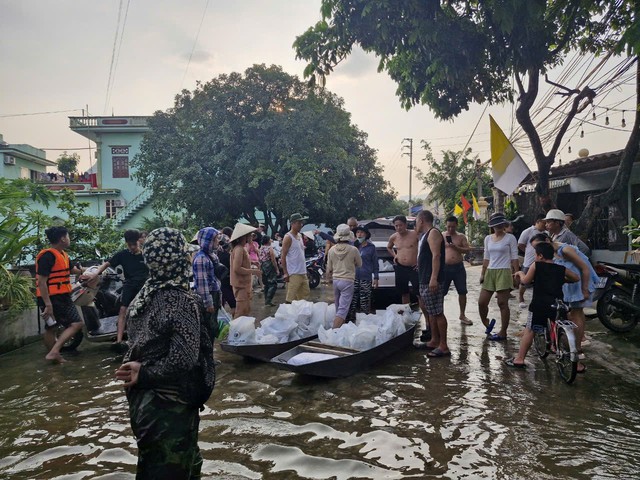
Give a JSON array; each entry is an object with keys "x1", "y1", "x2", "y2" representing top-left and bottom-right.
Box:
[
  {"x1": 544, "y1": 209, "x2": 565, "y2": 222},
  {"x1": 230, "y1": 223, "x2": 257, "y2": 242},
  {"x1": 335, "y1": 223, "x2": 354, "y2": 242}
]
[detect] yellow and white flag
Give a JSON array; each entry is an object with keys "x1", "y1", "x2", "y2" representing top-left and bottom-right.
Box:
[
  {"x1": 490, "y1": 115, "x2": 531, "y2": 194},
  {"x1": 472, "y1": 193, "x2": 481, "y2": 221}
]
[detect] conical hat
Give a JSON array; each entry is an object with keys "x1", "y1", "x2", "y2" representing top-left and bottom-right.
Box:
[
  {"x1": 302, "y1": 230, "x2": 315, "y2": 240},
  {"x1": 230, "y1": 223, "x2": 257, "y2": 242}
]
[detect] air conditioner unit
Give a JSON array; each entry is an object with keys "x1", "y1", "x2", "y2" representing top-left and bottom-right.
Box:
[
  {"x1": 3, "y1": 156, "x2": 16, "y2": 165},
  {"x1": 113, "y1": 199, "x2": 126, "y2": 207}
]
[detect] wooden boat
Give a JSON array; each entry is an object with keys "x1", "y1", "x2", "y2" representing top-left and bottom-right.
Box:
[
  {"x1": 270, "y1": 325, "x2": 416, "y2": 378},
  {"x1": 219, "y1": 335, "x2": 318, "y2": 362}
]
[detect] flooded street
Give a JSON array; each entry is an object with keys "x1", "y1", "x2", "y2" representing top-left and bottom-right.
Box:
[{"x1": 2, "y1": 265, "x2": 640, "y2": 479}]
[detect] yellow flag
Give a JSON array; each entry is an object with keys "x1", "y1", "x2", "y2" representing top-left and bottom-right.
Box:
[
  {"x1": 490, "y1": 115, "x2": 531, "y2": 194},
  {"x1": 472, "y1": 194, "x2": 481, "y2": 220},
  {"x1": 454, "y1": 204, "x2": 463, "y2": 216}
]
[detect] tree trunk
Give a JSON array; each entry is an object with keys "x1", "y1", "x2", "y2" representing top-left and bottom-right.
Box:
[{"x1": 576, "y1": 60, "x2": 640, "y2": 239}]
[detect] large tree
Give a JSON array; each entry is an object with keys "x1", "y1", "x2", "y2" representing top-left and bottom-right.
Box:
[
  {"x1": 133, "y1": 64, "x2": 395, "y2": 233},
  {"x1": 294, "y1": 0, "x2": 636, "y2": 211}
]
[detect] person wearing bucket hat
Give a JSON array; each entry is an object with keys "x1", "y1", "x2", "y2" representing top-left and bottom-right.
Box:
[
  {"x1": 348, "y1": 226, "x2": 378, "y2": 318},
  {"x1": 281, "y1": 213, "x2": 311, "y2": 302},
  {"x1": 544, "y1": 209, "x2": 591, "y2": 257},
  {"x1": 478, "y1": 212, "x2": 520, "y2": 341},
  {"x1": 229, "y1": 223, "x2": 261, "y2": 317},
  {"x1": 326, "y1": 224, "x2": 362, "y2": 328}
]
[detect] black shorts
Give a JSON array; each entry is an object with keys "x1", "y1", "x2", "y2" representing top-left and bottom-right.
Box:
[
  {"x1": 394, "y1": 263, "x2": 419, "y2": 295},
  {"x1": 121, "y1": 281, "x2": 145, "y2": 307},
  {"x1": 443, "y1": 262, "x2": 468, "y2": 295},
  {"x1": 37, "y1": 294, "x2": 82, "y2": 329},
  {"x1": 526, "y1": 308, "x2": 554, "y2": 330}
]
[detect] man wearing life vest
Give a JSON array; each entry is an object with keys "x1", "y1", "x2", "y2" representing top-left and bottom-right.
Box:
[{"x1": 36, "y1": 226, "x2": 84, "y2": 363}]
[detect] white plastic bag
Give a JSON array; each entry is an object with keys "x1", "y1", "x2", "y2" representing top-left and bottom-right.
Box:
[
  {"x1": 310, "y1": 302, "x2": 328, "y2": 332},
  {"x1": 324, "y1": 304, "x2": 336, "y2": 329},
  {"x1": 259, "y1": 316, "x2": 298, "y2": 342},
  {"x1": 227, "y1": 316, "x2": 256, "y2": 345},
  {"x1": 351, "y1": 324, "x2": 378, "y2": 350}
]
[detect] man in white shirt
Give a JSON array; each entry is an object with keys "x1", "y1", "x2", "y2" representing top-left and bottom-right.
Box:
[{"x1": 517, "y1": 213, "x2": 547, "y2": 308}]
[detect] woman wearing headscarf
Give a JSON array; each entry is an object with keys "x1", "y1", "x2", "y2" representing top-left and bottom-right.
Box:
[
  {"x1": 326, "y1": 224, "x2": 362, "y2": 328},
  {"x1": 230, "y1": 223, "x2": 260, "y2": 318},
  {"x1": 115, "y1": 228, "x2": 215, "y2": 479},
  {"x1": 192, "y1": 227, "x2": 223, "y2": 339}
]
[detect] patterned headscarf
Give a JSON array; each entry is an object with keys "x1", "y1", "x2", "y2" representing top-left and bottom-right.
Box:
[{"x1": 128, "y1": 227, "x2": 192, "y2": 318}]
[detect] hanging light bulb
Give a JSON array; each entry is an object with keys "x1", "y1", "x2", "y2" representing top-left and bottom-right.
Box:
[
  {"x1": 592, "y1": 110, "x2": 597, "y2": 121},
  {"x1": 580, "y1": 124, "x2": 584, "y2": 138},
  {"x1": 568, "y1": 145, "x2": 572, "y2": 153},
  {"x1": 622, "y1": 110, "x2": 626, "y2": 128},
  {"x1": 605, "y1": 109, "x2": 610, "y2": 126}
]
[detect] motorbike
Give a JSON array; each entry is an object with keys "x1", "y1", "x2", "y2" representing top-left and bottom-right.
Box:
[
  {"x1": 594, "y1": 261, "x2": 640, "y2": 333},
  {"x1": 55, "y1": 265, "x2": 124, "y2": 351}
]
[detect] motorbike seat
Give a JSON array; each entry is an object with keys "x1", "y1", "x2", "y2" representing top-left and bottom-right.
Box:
[{"x1": 599, "y1": 261, "x2": 640, "y2": 272}]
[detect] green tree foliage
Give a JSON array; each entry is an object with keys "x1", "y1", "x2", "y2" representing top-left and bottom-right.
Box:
[
  {"x1": 56, "y1": 152, "x2": 80, "y2": 178},
  {"x1": 295, "y1": 1, "x2": 635, "y2": 207},
  {"x1": 418, "y1": 143, "x2": 490, "y2": 216},
  {"x1": 133, "y1": 64, "x2": 396, "y2": 234}
]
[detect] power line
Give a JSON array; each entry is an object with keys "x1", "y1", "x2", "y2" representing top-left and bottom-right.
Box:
[
  {"x1": 0, "y1": 109, "x2": 82, "y2": 118},
  {"x1": 181, "y1": 0, "x2": 211, "y2": 90},
  {"x1": 105, "y1": 0, "x2": 131, "y2": 114}
]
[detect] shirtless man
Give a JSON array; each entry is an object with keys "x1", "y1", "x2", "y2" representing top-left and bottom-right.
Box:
[
  {"x1": 442, "y1": 216, "x2": 472, "y2": 325},
  {"x1": 386, "y1": 215, "x2": 419, "y2": 304}
]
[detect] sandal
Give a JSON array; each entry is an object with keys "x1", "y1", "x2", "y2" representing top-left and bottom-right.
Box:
[
  {"x1": 485, "y1": 318, "x2": 496, "y2": 335},
  {"x1": 427, "y1": 348, "x2": 451, "y2": 358},
  {"x1": 504, "y1": 357, "x2": 526, "y2": 369},
  {"x1": 487, "y1": 333, "x2": 507, "y2": 342}
]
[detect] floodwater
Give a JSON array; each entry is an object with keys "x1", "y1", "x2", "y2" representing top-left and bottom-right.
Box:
[{"x1": 1, "y1": 265, "x2": 640, "y2": 479}]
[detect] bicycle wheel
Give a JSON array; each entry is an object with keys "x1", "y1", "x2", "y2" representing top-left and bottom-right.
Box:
[
  {"x1": 556, "y1": 329, "x2": 577, "y2": 384},
  {"x1": 532, "y1": 329, "x2": 549, "y2": 359}
]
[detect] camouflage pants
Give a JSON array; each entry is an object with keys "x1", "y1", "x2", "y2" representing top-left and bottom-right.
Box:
[{"x1": 128, "y1": 389, "x2": 202, "y2": 480}]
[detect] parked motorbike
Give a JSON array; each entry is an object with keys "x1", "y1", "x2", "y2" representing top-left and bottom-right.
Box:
[
  {"x1": 594, "y1": 261, "x2": 640, "y2": 333},
  {"x1": 306, "y1": 252, "x2": 324, "y2": 289},
  {"x1": 55, "y1": 265, "x2": 123, "y2": 351}
]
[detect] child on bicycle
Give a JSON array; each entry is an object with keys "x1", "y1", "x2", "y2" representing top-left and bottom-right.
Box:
[{"x1": 505, "y1": 242, "x2": 578, "y2": 368}]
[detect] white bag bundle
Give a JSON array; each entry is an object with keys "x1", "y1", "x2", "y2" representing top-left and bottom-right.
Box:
[
  {"x1": 324, "y1": 304, "x2": 336, "y2": 329},
  {"x1": 259, "y1": 316, "x2": 298, "y2": 343},
  {"x1": 335, "y1": 321, "x2": 358, "y2": 348},
  {"x1": 255, "y1": 331, "x2": 279, "y2": 344},
  {"x1": 291, "y1": 300, "x2": 313, "y2": 326},
  {"x1": 351, "y1": 324, "x2": 378, "y2": 350},
  {"x1": 227, "y1": 316, "x2": 256, "y2": 345},
  {"x1": 310, "y1": 302, "x2": 328, "y2": 332},
  {"x1": 318, "y1": 325, "x2": 340, "y2": 346},
  {"x1": 274, "y1": 303, "x2": 296, "y2": 320}
]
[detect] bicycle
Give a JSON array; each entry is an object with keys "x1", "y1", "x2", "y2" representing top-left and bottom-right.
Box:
[{"x1": 531, "y1": 299, "x2": 579, "y2": 384}]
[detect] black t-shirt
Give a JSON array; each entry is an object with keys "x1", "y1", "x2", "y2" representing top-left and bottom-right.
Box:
[
  {"x1": 109, "y1": 249, "x2": 149, "y2": 284},
  {"x1": 530, "y1": 261, "x2": 566, "y2": 313},
  {"x1": 37, "y1": 251, "x2": 58, "y2": 277},
  {"x1": 418, "y1": 228, "x2": 445, "y2": 285},
  {"x1": 217, "y1": 250, "x2": 231, "y2": 287}
]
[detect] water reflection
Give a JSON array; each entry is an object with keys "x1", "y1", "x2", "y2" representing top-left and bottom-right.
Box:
[{"x1": 1, "y1": 277, "x2": 640, "y2": 478}]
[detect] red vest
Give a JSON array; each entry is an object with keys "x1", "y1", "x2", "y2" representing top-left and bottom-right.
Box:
[{"x1": 35, "y1": 248, "x2": 72, "y2": 297}]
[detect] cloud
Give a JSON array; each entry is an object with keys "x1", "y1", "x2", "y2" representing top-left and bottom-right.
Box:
[
  {"x1": 182, "y1": 50, "x2": 213, "y2": 64},
  {"x1": 333, "y1": 46, "x2": 379, "y2": 80}
]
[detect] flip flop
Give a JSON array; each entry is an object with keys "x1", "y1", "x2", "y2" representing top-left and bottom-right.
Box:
[
  {"x1": 487, "y1": 333, "x2": 507, "y2": 342},
  {"x1": 427, "y1": 348, "x2": 451, "y2": 358},
  {"x1": 485, "y1": 318, "x2": 496, "y2": 335},
  {"x1": 577, "y1": 364, "x2": 587, "y2": 374},
  {"x1": 504, "y1": 357, "x2": 526, "y2": 369}
]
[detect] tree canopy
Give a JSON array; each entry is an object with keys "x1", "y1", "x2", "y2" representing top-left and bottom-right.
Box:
[
  {"x1": 294, "y1": 1, "x2": 636, "y2": 206},
  {"x1": 133, "y1": 64, "x2": 396, "y2": 233},
  {"x1": 56, "y1": 152, "x2": 80, "y2": 178}
]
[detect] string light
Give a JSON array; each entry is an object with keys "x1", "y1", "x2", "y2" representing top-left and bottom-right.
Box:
[
  {"x1": 592, "y1": 110, "x2": 596, "y2": 121},
  {"x1": 605, "y1": 109, "x2": 610, "y2": 126},
  {"x1": 622, "y1": 110, "x2": 626, "y2": 128},
  {"x1": 580, "y1": 123, "x2": 584, "y2": 138},
  {"x1": 568, "y1": 145, "x2": 572, "y2": 153}
]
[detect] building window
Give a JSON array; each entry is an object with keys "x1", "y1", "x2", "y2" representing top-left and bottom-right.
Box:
[
  {"x1": 112, "y1": 156, "x2": 129, "y2": 178},
  {"x1": 105, "y1": 199, "x2": 122, "y2": 219}
]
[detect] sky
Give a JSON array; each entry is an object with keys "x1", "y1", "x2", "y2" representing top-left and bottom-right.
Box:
[{"x1": 1, "y1": 0, "x2": 636, "y2": 199}]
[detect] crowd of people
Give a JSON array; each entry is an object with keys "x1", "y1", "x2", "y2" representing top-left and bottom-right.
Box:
[{"x1": 32, "y1": 206, "x2": 598, "y2": 478}]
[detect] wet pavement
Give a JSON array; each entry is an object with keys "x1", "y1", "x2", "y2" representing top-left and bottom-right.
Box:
[{"x1": 1, "y1": 265, "x2": 640, "y2": 479}]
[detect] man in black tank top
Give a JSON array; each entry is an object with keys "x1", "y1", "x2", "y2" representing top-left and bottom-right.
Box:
[{"x1": 416, "y1": 210, "x2": 450, "y2": 357}]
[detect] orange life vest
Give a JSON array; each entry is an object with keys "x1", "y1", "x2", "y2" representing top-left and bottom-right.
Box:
[{"x1": 35, "y1": 248, "x2": 72, "y2": 297}]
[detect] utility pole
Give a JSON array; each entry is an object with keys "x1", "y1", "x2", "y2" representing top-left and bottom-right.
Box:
[
  {"x1": 476, "y1": 158, "x2": 482, "y2": 200},
  {"x1": 402, "y1": 138, "x2": 413, "y2": 210}
]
